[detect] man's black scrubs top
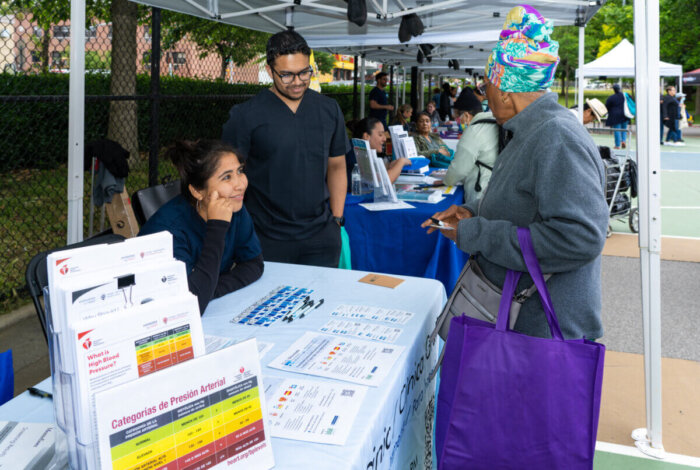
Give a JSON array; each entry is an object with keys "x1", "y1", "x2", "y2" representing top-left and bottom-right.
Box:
[
  {"x1": 369, "y1": 86, "x2": 388, "y2": 127},
  {"x1": 222, "y1": 88, "x2": 348, "y2": 240}
]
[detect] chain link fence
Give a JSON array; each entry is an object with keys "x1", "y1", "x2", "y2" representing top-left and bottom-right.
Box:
[{"x1": 0, "y1": 3, "x2": 364, "y2": 310}]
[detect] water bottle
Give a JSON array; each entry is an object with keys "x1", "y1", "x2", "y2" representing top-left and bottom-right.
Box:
[{"x1": 351, "y1": 164, "x2": 362, "y2": 196}]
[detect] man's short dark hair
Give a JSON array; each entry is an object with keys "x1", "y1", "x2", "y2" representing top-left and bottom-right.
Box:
[
  {"x1": 266, "y1": 30, "x2": 311, "y2": 65},
  {"x1": 375, "y1": 72, "x2": 388, "y2": 81}
]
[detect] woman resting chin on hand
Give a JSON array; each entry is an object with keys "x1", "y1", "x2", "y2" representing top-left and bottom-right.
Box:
[{"x1": 139, "y1": 140, "x2": 264, "y2": 315}]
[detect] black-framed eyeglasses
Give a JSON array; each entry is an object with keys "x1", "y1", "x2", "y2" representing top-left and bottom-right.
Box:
[{"x1": 270, "y1": 66, "x2": 313, "y2": 84}]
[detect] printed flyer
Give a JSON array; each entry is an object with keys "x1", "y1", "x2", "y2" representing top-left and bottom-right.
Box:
[
  {"x1": 264, "y1": 377, "x2": 368, "y2": 446},
  {"x1": 94, "y1": 338, "x2": 273, "y2": 470},
  {"x1": 268, "y1": 332, "x2": 405, "y2": 387}
]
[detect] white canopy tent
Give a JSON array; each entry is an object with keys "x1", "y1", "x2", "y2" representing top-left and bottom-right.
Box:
[
  {"x1": 65, "y1": 0, "x2": 666, "y2": 459},
  {"x1": 577, "y1": 38, "x2": 683, "y2": 92}
]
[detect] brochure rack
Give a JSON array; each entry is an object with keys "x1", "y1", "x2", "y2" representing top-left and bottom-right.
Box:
[{"x1": 43, "y1": 233, "x2": 205, "y2": 469}]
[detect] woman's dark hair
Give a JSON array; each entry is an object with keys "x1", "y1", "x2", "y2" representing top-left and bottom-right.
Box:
[
  {"x1": 266, "y1": 30, "x2": 311, "y2": 65},
  {"x1": 442, "y1": 82, "x2": 451, "y2": 92},
  {"x1": 351, "y1": 117, "x2": 382, "y2": 138},
  {"x1": 166, "y1": 139, "x2": 243, "y2": 206},
  {"x1": 416, "y1": 111, "x2": 432, "y2": 127}
]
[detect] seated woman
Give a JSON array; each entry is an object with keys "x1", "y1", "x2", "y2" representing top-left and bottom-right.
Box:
[
  {"x1": 424, "y1": 101, "x2": 442, "y2": 128},
  {"x1": 390, "y1": 104, "x2": 415, "y2": 133},
  {"x1": 351, "y1": 117, "x2": 410, "y2": 183},
  {"x1": 445, "y1": 88, "x2": 499, "y2": 204},
  {"x1": 413, "y1": 112, "x2": 453, "y2": 166},
  {"x1": 139, "y1": 140, "x2": 263, "y2": 314}
]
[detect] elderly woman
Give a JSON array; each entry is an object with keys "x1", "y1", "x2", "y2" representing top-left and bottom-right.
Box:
[
  {"x1": 423, "y1": 5, "x2": 608, "y2": 340},
  {"x1": 413, "y1": 112, "x2": 452, "y2": 162}
]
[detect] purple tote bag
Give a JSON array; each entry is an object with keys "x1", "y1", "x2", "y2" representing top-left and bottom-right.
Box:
[{"x1": 436, "y1": 228, "x2": 605, "y2": 470}]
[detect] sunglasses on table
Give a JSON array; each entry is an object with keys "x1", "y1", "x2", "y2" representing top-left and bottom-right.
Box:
[{"x1": 271, "y1": 66, "x2": 314, "y2": 84}]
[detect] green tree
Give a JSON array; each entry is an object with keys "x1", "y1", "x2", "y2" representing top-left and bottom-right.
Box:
[
  {"x1": 161, "y1": 12, "x2": 268, "y2": 80},
  {"x1": 313, "y1": 50, "x2": 335, "y2": 75}
]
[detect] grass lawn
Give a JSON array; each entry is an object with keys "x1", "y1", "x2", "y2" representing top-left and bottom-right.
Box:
[{"x1": 0, "y1": 156, "x2": 177, "y2": 315}]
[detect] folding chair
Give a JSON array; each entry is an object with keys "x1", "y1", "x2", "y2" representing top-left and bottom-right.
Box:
[
  {"x1": 131, "y1": 180, "x2": 181, "y2": 226},
  {"x1": 25, "y1": 232, "x2": 125, "y2": 343}
]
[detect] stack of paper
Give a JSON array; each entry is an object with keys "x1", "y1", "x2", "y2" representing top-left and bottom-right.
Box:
[
  {"x1": 45, "y1": 232, "x2": 208, "y2": 469},
  {"x1": 395, "y1": 185, "x2": 444, "y2": 203}
]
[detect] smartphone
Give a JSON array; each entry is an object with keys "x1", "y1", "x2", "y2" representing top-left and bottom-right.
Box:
[{"x1": 429, "y1": 217, "x2": 455, "y2": 230}]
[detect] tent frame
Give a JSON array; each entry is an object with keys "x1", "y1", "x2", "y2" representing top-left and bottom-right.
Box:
[{"x1": 66, "y1": 0, "x2": 667, "y2": 460}]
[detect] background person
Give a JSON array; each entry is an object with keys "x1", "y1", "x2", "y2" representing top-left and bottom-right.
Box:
[
  {"x1": 139, "y1": 140, "x2": 263, "y2": 314},
  {"x1": 390, "y1": 104, "x2": 415, "y2": 132},
  {"x1": 221, "y1": 30, "x2": 347, "y2": 268},
  {"x1": 605, "y1": 83, "x2": 629, "y2": 149},
  {"x1": 445, "y1": 88, "x2": 499, "y2": 204},
  {"x1": 662, "y1": 85, "x2": 683, "y2": 145},
  {"x1": 351, "y1": 117, "x2": 411, "y2": 183},
  {"x1": 423, "y1": 4, "x2": 608, "y2": 340},
  {"x1": 413, "y1": 111, "x2": 453, "y2": 165},
  {"x1": 425, "y1": 100, "x2": 442, "y2": 128},
  {"x1": 569, "y1": 98, "x2": 607, "y2": 125},
  {"x1": 369, "y1": 71, "x2": 394, "y2": 130},
  {"x1": 439, "y1": 82, "x2": 452, "y2": 121}
]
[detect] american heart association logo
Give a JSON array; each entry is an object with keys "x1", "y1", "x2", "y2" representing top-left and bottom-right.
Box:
[
  {"x1": 60, "y1": 265, "x2": 69, "y2": 275},
  {"x1": 82, "y1": 338, "x2": 92, "y2": 350},
  {"x1": 239, "y1": 367, "x2": 245, "y2": 374}
]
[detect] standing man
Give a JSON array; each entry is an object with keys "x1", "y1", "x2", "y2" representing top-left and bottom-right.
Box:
[
  {"x1": 221, "y1": 30, "x2": 347, "y2": 268},
  {"x1": 369, "y1": 71, "x2": 393, "y2": 129},
  {"x1": 662, "y1": 85, "x2": 683, "y2": 146}
]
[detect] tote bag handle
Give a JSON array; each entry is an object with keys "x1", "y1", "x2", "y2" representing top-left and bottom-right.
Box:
[{"x1": 495, "y1": 228, "x2": 564, "y2": 340}]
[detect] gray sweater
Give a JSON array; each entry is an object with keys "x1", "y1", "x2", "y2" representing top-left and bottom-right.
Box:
[{"x1": 457, "y1": 93, "x2": 608, "y2": 340}]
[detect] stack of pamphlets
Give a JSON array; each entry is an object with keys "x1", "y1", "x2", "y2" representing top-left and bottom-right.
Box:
[
  {"x1": 394, "y1": 184, "x2": 444, "y2": 203},
  {"x1": 45, "y1": 232, "x2": 207, "y2": 469}
]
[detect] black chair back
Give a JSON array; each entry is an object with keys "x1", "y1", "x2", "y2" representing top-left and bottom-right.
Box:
[
  {"x1": 132, "y1": 180, "x2": 181, "y2": 226},
  {"x1": 25, "y1": 232, "x2": 125, "y2": 342}
]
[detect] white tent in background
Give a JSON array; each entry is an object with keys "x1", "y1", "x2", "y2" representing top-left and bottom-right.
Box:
[{"x1": 577, "y1": 38, "x2": 682, "y2": 90}]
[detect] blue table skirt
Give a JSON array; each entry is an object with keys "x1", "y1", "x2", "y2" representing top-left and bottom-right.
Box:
[{"x1": 344, "y1": 187, "x2": 469, "y2": 292}]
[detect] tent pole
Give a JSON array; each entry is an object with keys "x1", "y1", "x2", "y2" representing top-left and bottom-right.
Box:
[
  {"x1": 577, "y1": 26, "x2": 585, "y2": 122},
  {"x1": 633, "y1": 0, "x2": 665, "y2": 457},
  {"x1": 67, "y1": 0, "x2": 86, "y2": 244},
  {"x1": 149, "y1": 7, "x2": 162, "y2": 187},
  {"x1": 352, "y1": 55, "x2": 359, "y2": 120},
  {"x1": 360, "y1": 56, "x2": 366, "y2": 118},
  {"x1": 389, "y1": 65, "x2": 394, "y2": 109},
  {"x1": 402, "y1": 67, "x2": 406, "y2": 105}
]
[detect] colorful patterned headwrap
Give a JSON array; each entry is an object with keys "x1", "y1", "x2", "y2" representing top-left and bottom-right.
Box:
[{"x1": 485, "y1": 5, "x2": 560, "y2": 92}]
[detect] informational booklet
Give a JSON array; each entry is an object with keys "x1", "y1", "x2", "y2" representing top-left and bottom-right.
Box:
[
  {"x1": 388, "y1": 125, "x2": 409, "y2": 159},
  {"x1": 329, "y1": 304, "x2": 414, "y2": 325},
  {"x1": 205, "y1": 334, "x2": 274, "y2": 359},
  {"x1": 319, "y1": 319, "x2": 403, "y2": 343},
  {"x1": 395, "y1": 185, "x2": 444, "y2": 203},
  {"x1": 267, "y1": 332, "x2": 405, "y2": 387},
  {"x1": 70, "y1": 293, "x2": 205, "y2": 457},
  {"x1": 94, "y1": 338, "x2": 274, "y2": 470},
  {"x1": 359, "y1": 201, "x2": 414, "y2": 211},
  {"x1": 352, "y1": 138, "x2": 379, "y2": 188},
  {"x1": 53, "y1": 259, "x2": 189, "y2": 374},
  {"x1": 263, "y1": 377, "x2": 368, "y2": 446},
  {"x1": 0, "y1": 422, "x2": 58, "y2": 470}
]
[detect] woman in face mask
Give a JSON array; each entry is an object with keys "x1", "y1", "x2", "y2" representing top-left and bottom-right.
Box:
[{"x1": 444, "y1": 87, "x2": 500, "y2": 205}]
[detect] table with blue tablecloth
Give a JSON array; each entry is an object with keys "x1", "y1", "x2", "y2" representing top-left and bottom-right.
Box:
[
  {"x1": 0, "y1": 262, "x2": 445, "y2": 470},
  {"x1": 344, "y1": 186, "x2": 469, "y2": 293}
]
